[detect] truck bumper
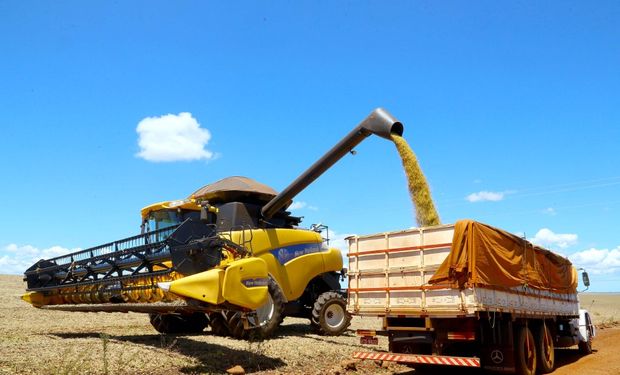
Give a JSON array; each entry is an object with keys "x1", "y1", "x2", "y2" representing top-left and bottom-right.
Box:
[{"x1": 352, "y1": 351, "x2": 481, "y2": 367}]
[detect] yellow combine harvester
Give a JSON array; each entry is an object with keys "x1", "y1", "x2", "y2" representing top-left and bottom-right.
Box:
[{"x1": 22, "y1": 108, "x2": 403, "y2": 339}]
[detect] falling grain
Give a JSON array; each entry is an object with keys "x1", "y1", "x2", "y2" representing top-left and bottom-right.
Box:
[{"x1": 391, "y1": 134, "x2": 441, "y2": 227}]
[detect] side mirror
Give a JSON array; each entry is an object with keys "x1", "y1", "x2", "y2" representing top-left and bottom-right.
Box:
[{"x1": 582, "y1": 271, "x2": 590, "y2": 287}]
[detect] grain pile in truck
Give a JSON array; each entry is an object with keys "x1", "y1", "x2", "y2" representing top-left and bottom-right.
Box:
[{"x1": 348, "y1": 220, "x2": 595, "y2": 375}]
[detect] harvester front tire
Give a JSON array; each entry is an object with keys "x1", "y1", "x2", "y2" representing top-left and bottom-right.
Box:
[
  {"x1": 149, "y1": 313, "x2": 208, "y2": 334},
  {"x1": 226, "y1": 278, "x2": 285, "y2": 340},
  {"x1": 311, "y1": 291, "x2": 351, "y2": 336},
  {"x1": 208, "y1": 312, "x2": 230, "y2": 336}
]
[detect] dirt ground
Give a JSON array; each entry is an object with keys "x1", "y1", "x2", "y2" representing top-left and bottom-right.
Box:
[{"x1": 1, "y1": 274, "x2": 618, "y2": 375}]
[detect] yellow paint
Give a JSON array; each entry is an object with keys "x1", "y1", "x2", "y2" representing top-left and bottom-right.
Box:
[
  {"x1": 168, "y1": 268, "x2": 225, "y2": 305},
  {"x1": 225, "y1": 228, "x2": 343, "y2": 301},
  {"x1": 21, "y1": 291, "x2": 59, "y2": 307},
  {"x1": 222, "y1": 257, "x2": 269, "y2": 309},
  {"x1": 140, "y1": 199, "x2": 201, "y2": 220}
]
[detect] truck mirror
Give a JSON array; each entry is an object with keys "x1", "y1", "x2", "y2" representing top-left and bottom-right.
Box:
[{"x1": 582, "y1": 271, "x2": 590, "y2": 287}]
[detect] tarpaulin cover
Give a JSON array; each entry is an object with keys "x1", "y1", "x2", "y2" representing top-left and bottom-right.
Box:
[{"x1": 428, "y1": 220, "x2": 577, "y2": 293}]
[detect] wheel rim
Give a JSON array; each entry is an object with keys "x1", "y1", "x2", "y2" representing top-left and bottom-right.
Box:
[
  {"x1": 525, "y1": 329, "x2": 536, "y2": 372},
  {"x1": 324, "y1": 303, "x2": 345, "y2": 329},
  {"x1": 542, "y1": 326, "x2": 554, "y2": 366},
  {"x1": 254, "y1": 294, "x2": 275, "y2": 327}
]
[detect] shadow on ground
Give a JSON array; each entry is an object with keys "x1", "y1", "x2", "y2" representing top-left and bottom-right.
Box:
[{"x1": 51, "y1": 332, "x2": 286, "y2": 374}]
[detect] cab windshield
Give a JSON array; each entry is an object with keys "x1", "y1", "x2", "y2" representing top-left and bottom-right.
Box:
[
  {"x1": 144, "y1": 209, "x2": 200, "y2": 232},
  {"x1": 148, "y1": 210, "x2": 182, "y2": 232}
]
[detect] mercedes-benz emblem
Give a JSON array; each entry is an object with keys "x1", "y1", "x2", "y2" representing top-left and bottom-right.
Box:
[{"x1": 490, "y1": 350, "x2": 504, "y2": 364}]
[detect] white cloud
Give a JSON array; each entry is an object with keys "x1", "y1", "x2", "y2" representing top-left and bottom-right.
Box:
[
  {"x1": 288, "y1": 201, "x2": 307, "y2": 210},
  {"x1": 0, "y1": 244, "x2": 78, "y2": 275},
  {"x1": 530, "y1": 228, "x2": 578, "y2": 249},
  {"x1": 136, "y1": 112, "x2": 215, "y2": 162},
  {"x1": 326, "y1": 230, "x2": 355, "y2": 253},
  {"x1": 466, "y1": 191, "x2": 505, "y2": 202},
  {"x1": 288, "y1": 201, "x2": 318, "y2": 211},
  {"x1": 542, "y1": 207, "x2": 557, "y2": 216},
  {"x1": 569, "y1": 246, "x2": 620, "y2": 274}
]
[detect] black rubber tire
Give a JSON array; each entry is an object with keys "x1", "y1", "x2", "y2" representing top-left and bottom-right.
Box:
[
  {"x1": 515, "y1": 325, "x2": 537, "y2": 375},
  {"x1": 226, "y1": 278, "x2": 286, "y2": 340},
  {"x1": 579, "y1": 325, "x2": 593, "y2": 355},
  {"x1": 227, "y1": 311, "x2": 247, "y2": 339},
  {"x1": 208, "y1": 312, "x2": 230, "y2": 336},
  {"x1": 536, "y1": 323, "x2": 555, "y2": 374},
  {"x1": 149, "y1": 312, "x2": 208, "y2": 334},
  {"x1": 255, "y1": 278, "x2": 285, "y2": 338},
  {"x1": 311, "y1": 291, "x2": 351, "y2": 336}
]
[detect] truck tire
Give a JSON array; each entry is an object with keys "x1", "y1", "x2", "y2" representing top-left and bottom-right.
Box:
[
  {"x1": 149, "y1": 312, "x2": 208, "y2": 334},
  {"x1": 536, "y1": 323, "x2": 555, "y2": 374},
  {"x1": 208, "y1": 312, "x2": 230, "y2": 336},
  {"x1": 227, "y1": 278, "x2": 285, "y2": 340},
  {"x1": 578, "y1": 324, "x2": 593, "y2": 355},
  {"x1": 311, "y1": 291, "x2": 351, "y2": 336},
  {"x1": 515, "y1": 325, "x2": 537, "y2": 375}
]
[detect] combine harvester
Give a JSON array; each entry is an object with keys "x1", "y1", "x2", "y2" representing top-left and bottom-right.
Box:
[
  {"x1": 22, "y1": 108, "x2": 403, "y2": 338},
  {"x1": 348, "y1": 221, "x2": 596, "y2": 375}
]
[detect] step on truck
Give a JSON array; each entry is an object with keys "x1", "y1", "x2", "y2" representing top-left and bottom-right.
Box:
[{"x1": 348, "y1": 220, "x2": 595, "y2": 375}]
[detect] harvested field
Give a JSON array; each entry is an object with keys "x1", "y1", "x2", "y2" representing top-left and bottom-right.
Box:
[{"x1": 1, "y1": 274, "x2": 618, "y2": 374}]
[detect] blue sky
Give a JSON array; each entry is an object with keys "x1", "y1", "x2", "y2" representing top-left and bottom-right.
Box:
[{"x1": 1, "y1": 2, "x2": 618, "y2": 291}]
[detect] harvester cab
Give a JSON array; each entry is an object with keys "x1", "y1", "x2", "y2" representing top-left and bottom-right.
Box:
[
  {"x1": 22, "y1": 108, "x2": 403, "y2": 339},
  {"x1": 140, "y1": 199, "x2": 201, "y2": 234}
]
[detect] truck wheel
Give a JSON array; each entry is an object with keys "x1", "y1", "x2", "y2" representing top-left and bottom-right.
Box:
[
  {"x1": 227, "y1": 278, "x2": 285, "y2": 340},
  {"x1": 515, "y1": 326, "x2": 537, "y2": 375},
  {"x1": 208, "y1": 312, "x2": 230, "y2": 336},
  {"x1": 311, "y1": 291, "x2": 351, "y2": 336},
  {"x1": 536, "y1": 323, "x2": 555, "y2": 374},
  {"x1": 149, "y1": 313, "x2": 208, "y2": 334},
  {"x1": 578, "y1": 325, "x2": 593, "y2": 355}
]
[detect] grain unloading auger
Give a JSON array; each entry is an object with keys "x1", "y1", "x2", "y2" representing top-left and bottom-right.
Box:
[{"x1": 23, "y1": 108, "x2": 403, "y2": 337}]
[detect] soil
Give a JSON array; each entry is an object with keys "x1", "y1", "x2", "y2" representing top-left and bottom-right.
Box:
[{"x1": 1, "y1": 275, "x2": 618, "y2": 374}]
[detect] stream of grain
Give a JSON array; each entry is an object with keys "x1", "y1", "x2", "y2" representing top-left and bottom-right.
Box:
[{"x1": 391, "y1": 134, "x2": 441, "y2": 227}]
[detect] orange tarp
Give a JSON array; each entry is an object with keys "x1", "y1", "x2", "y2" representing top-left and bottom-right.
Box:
[{"x1": 428, "y1": 220, "x2": 577, "y2": 294}]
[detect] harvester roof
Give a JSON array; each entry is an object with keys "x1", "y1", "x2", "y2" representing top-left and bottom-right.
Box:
[
  {"x1": 189, "y1": 176, "x2": 281, "y2": 205},
  {"x1": 140, "y1": 199, "x2": 201, "y2": 220}
]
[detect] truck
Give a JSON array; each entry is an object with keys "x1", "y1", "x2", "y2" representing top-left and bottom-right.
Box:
[
  {"x1": 22, "y1": 108, "x2": 403, "y2": 339},
  {"x1": 348, "y1": 220, "x2": 595, "y2": 375}
]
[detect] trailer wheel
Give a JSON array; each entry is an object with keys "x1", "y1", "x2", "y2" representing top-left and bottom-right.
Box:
[
  {"x1": 208, "y1": 312, "x2": 230, "y2": 336},
  {"x1": 515, "y1": 326, "x2": 537, "y2": 375},
  {"x1": 311, "y1": 291, "x2": 351, "y2": 336},
  {"x1": 149, "y1": 313, "x2": 208, "y2": 334},
  {"x1": 536, "y1": 323, "x2": 555, "y2": 374}
]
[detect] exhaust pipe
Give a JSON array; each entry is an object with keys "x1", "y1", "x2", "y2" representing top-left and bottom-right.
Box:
[{"x1": 261, "y1": 108, "x2": 403, "y2": 220}]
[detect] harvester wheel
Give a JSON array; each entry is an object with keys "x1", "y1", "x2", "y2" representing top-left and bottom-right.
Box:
[
  {"x1": 311, "y1": 291, "x2": 351, "y2": 336},
  {"x1": 208, "y1": 312, "x2": 230, "y2": 336},
  {"x1": 226, "y1": 278, "x2": 285, "y2": 340},
  {"x1": 149, "y1": 312, "x2": 208, "y2": 334}
]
